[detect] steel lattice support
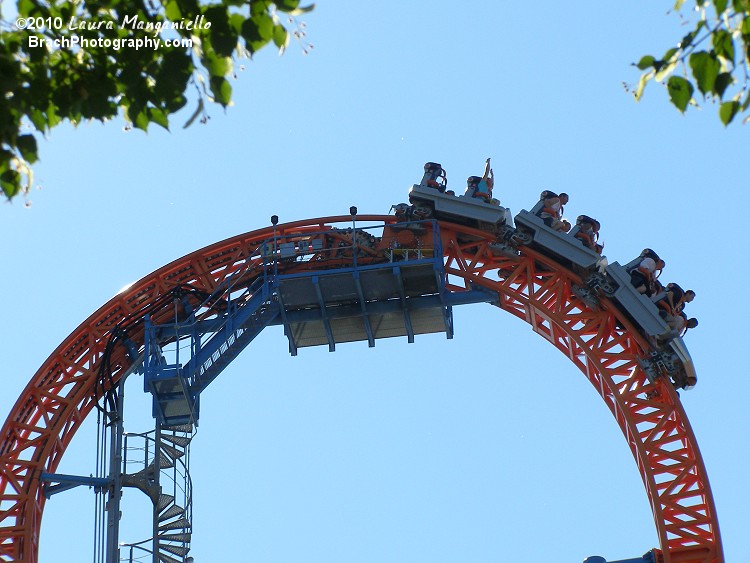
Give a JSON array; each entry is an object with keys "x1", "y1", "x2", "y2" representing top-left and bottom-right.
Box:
[{"x1": 0, "y1": 216, "x2": 722, "y2": 563}]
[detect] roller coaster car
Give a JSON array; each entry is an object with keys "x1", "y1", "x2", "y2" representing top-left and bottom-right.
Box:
[
  {"x1": 604, "y1": 262, "x2": 672, "y2": 340},
  {"x1": 408, "y1": 183, "x2": 511, "y2": 228},
  {"x1": 408, "y1": 163, "x2": 512, "y2": 232},
  {"x1": 602, "y1": 261, "x2": 697, "y2": 389},
  {"x1": 513, "y1": 209, "x2": 603, "y2": 273}
]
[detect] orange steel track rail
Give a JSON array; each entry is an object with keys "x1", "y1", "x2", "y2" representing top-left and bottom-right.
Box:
[{"x1": 0, "y1": 216, "x2": 722, "y2": 563}]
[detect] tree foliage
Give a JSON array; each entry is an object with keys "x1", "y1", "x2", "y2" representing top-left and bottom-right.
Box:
[
  {"x1": 0, "y1": 0, "x2": 313, "y2": 201},
  {"x1": 633, "y1": 0, "x2": 750, "y2": 126}
]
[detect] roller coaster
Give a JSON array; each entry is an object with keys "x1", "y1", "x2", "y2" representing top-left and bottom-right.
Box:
[{"x1": 0, "y1": 163, "x2": 722, "y2": 562}]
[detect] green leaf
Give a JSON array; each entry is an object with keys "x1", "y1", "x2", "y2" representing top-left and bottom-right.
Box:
[
  {"x1": 274, "y1": 0, "x2": 300, "y2": 10},
  {"x1": 164, "y1": 0, "x2": 182, "y2": 21},
  {"x1": 712, "y1": 29, "x2": 735, "y2": 64},
  {"x1": 635, "y1": 55, "x2": 655, "y2": 70},
  {"x1": 713, "y1": 0, "x2": 728, "y2": 14},
  {"x1": 714, "y1": 72, "x2": 733, "y2": 98},
  {"x1": 719, "y1": 100, "x2": 739, "y2": 125},
  {"x1": 203, "y1": 50, "x2": 232, "y2": 77},
  {"x1": 253, "y1": 12, "x2": 274, "y2": 40},
  {"x1": 662, "y1": 48, "x2": 678, "y2": 62},
  {"x1": 156, "y1": 49, "x2": 193, "y2": 100},
  {"x1": 28, "y1": 109, "x2": 47, "y2": 132},
  {"x1": 16, "y1": 0, "x2": 34, "y2": 16},
  {"x1": 134, "y1": 111, "x2": 150, "y2": 131},
  {"x1": 229, "y1": 13, "x2": 245, "y2": 33},
  {"x1": 16, "y1": 135, "x2": 38, "y2": 164},
  {"x1": 250, "y1": 0, "x2": 273, "y2": 16},
  {"x1": 127, "y1": 104, "x2": 149, "y2": 131},
  {"x1": 667, "y1": 76, "x2": 694, "y2": 112},
  {"x1": 205, "y1": 6, "x2": 237, "y2": 57},
  {"x1": 166, "y1": 94, "x2": 188, "y2": 112},
  {"x1": 273, "y1": 23, "x2": 289, "y2": 49},
  {"x1": 0, "y1": 170, "x2": 21, "y2": 199},
  {"x1": 147, "y1": 107, "x2": 169, "y2": 130},
  {"x1": 46, "y1": 103, "x2": 61, "y2": 128},
  {"x1": 674, "y1": 0, "x2": 686, "y2": 9},
  {"x1": 688, "y1": 51, "x2": 720, "y2": 95},
  {"x1": 209, "y1": 76, "x2": 232, "y2": 106},
  {"x1": 241, "y1": 16, "x2": 272, "y2": 53},
  {"x1": 0, "y1": 151, "x2": 9, "y2": 174}
]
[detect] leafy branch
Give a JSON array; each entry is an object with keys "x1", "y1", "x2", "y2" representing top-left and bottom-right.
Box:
[
  {"x1": 630, "y1": 0, "x2": 750, "y2": 126},
  {"x1": 0, "y1": 0, "x2": 314, "y2": 203}
]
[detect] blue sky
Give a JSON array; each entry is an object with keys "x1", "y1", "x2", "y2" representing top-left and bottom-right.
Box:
[{"x1": 2, "y1": 1, "x2": 748, "y2": 561}]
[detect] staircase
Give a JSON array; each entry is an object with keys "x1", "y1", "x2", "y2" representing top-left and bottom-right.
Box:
[
  {"x1": 121, "y1": 425, "x2": 194, "y2": 563},
  {"x1": 192, "y1": 288, "x2": 280, "y2": 392},
  {"x1": 145, "y1": 278, "x2": 280, "y2": 427}
]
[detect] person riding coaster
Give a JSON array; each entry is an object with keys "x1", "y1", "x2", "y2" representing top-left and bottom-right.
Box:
[
  {"x1": 628, "y1": 248, "x2": 665, "y2": 297},
  {"x1": 536, "y1": 190, "x2": 571, "y2": 232},
  {"x1": 654, "y1": 283, "x2": 696, "y2": 335},
  {"x1": 574, "y1": 214, "x2": 603, "y2": 254}
]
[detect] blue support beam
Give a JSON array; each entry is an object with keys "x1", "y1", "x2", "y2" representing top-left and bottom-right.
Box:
[
  {"x1": 312, "y1": 275, "x2": 336, "y2": 352},
  {"x1": 40, "y1": 472, "x2": 111, "y2": 498},
  {"x1": 276, "y1": 291, "x2": 298, "y2": 357},
  {"x1": 583, "y1": 551, "x2": 659, "y2": 563},
  {"x1": 353, "y1": 271, "x2": 375, "y2": 348},
  {"x1": 393, "y1": 266, "x2": 415, "y2": 344},
  {"x1": 269, "y1": 288, "x2": 495, "y2": 325}
]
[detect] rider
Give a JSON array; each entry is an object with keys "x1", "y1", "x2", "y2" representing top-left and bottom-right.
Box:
[
  {"x1": 655, "y1": 284, "x2": 696, "y2": 334},
  {"x1": 472, "y1": 158, "x2": 494, "y2": 202},
  {"x1": 628, "y1": 249, "x2": 664, "y2": 297},
  {"x1": 574, "y1": 215, "x2": 602, "y2": 253},
  {"x1": 536, "y1": 190, "x2": 571, "y2": 232}
]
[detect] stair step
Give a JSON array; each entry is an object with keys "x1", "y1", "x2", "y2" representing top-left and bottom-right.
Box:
[
  {"x1": 159, "y1": 517, "x2": 191, "y2": 532},
  {"x1": 159, "y1": 532, "x2": 192, "y2": 543},
  {"x1": 160, "y1": 543, "x2": 189, "y2": 556},
  {"x1": 159, "y1": 443, "x2": 185, "y2": 462},
  {"x1": 158, "y1": 553, "x2": 183, "y2": 563},
  {"x1": 130, "y1": 451, "x2": 173, "y2": 480},
  {"x1": 159, "y1": 504, "x2": 185, "y2": 522},
  {"x1": 153, "y1": 451, "x2": 175, "y2": 470},
  {"x1": 161, "y1": 433, "x2": 193, "y2": 448},
  {"x1": 166, "y1": 424, "x2": 194, "y2": 433},
  {"x1": 157, "y1": 494, "x2": 175, "y2": 512}
]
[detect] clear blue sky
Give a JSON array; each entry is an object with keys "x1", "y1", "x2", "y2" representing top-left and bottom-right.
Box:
[{"x1": 2, "y1": 2, "x2": 748, "y2": 561}]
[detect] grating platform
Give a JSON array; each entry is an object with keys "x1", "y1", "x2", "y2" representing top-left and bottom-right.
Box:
[{"x1": 276, "y1": 261, "x2": 449, "y2": 353}]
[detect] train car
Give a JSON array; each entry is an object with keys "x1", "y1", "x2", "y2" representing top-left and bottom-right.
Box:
[
  {"x1": 604, "y1": 261, "x2": 672, "y2": 340},
  {"x1": 601, "y1": 256, "x2": 697, "y2": 389},
  {"x1": 405, "y1": 162, "x2": 512, "y2": 233},
  {"x1": 514, "y1": 208, "x2": 604, "y2": 273}
]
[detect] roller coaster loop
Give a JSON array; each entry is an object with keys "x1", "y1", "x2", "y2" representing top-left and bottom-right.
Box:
[{"x1": 0, "y1": 214, "x2": 722, "y2": 563}]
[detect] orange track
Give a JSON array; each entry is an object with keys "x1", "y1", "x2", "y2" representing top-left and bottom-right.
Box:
[{"x1": 0, "y1": 216, "x2": 722, "y2": 562}]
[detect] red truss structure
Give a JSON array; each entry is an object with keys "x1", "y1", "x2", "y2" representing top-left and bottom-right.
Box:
[{"x1": 0, "y1": 216, "x2": 722, "y2": 562}]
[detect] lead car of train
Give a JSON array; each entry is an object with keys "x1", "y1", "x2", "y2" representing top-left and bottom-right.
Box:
[{"x1": 393, "y1": 162, "x2": 697, "y2": 391}]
